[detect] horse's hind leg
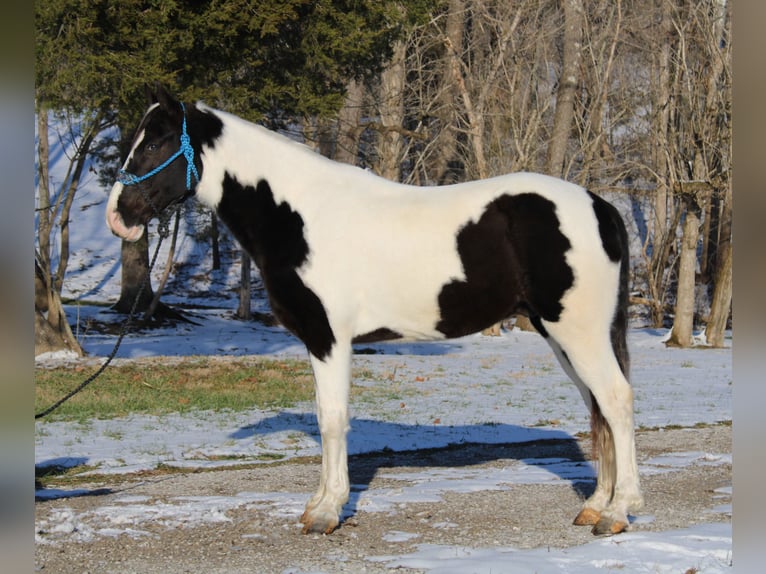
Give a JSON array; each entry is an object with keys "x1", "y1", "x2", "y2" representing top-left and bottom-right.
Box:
[
  {"x1": 542, "y1": 326, "x2": 643, "y2": 535},
  {"x1": 545, "y1": 338, "x2": 615, "y2": 526}
]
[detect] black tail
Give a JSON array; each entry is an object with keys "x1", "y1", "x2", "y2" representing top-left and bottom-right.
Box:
[{"x1": 610, "y1": 208, "x2": 631, "y2": 379}]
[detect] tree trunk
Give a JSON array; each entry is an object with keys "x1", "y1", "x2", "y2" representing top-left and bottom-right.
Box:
[
  {"x1": 335, "y1": 79, "x2": 365, "y2": 166},
  {"x1": 705, "y1": 184, "x2": 732, "y2": 347},
  {"x1": 699, "y1": 0, "x2": 731, "y2": 338},
  {"x1": 705, "y1": 235, "x2": 731, "y2": 347},
  {"x1": 35, "y1": 310, "x2": 70, "y2": 357},
  {"x1": 237, "y1": 251, "x2": 252, "y2": 320},
  {"x1": 653, "y1": 0, "x2": 672, "y2": 238},
  {"x1": 577, "y1": 0, "x2": 622, "y2": 187},
  {"x1": 114, "y1": 230, "x2": 156, "y2": 313},
  {"x1": 54, "y1": 117, "x2": 100, "y2": 291},
  {"x1": 35, "y1": 258, "x2": 83, "y2": 357},
  {"x1": 376, "y1": 41, "x2": 407, "y2": 180},
  {"x1": 211, "y1": 212, "x2": 221, "y2": 271},
  {"x1": 37, "y1": 108, "x2": 52, "y2": 278},
  {"x1": 429, "y1": 0, "x2": 465, "y2": 185},
  {"x1": 699, "y1": 186, "x2": 715, "y2": 280},
  {"x1": 444, "y1": 34, "x2": 488, "y2": 179},
  {"x1": 144, "y1": 209, "x2": 180, "y2": 322},
  {"x1": 644, "y1": 0, "x2": 676, "y2": 328},
  {"x1": 667, "y1": 193, "x2": 701, "y2": 347},
  {"x1": 546, "y1": 0, "x2": 584, "y2": 178}
]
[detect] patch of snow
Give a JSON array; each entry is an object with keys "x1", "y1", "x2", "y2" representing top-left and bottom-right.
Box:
[
  {"x1": 370, "y1": 522, "x2": 731, "y2": 573},
  {"x1": 35, "y1": 349, "x2": 81, "y2": 361}
]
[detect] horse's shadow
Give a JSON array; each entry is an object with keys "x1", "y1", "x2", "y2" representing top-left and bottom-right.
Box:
[{"x1": 231, "y1": 412, "x2": 596, "y2": 521}]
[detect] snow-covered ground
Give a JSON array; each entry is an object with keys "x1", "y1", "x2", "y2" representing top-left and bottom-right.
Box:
[
  {"x1": 34, "y1": 324, "x2": 733, "y2": 572},
  {"x1": 35, "y1": 121, "x2": 733, "y2": 571}
]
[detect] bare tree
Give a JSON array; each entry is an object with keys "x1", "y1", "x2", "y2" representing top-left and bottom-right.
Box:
[
  {"x1": 640, "y1": 0, "x2": 677, "y2": 327},
  {"x1": 668, "y1": 185, "x2": 704, "y2": 347},
  {"x1": 35, "y1": 106, "x2": 110, "y2": 356},
  {"x1": 706, "y1": 181, "x2": 731, "y2": 347},
  {"x1": 666, "y1": 0, "x2": 730, "y2": 347},
  {"x1": 576, "y1": 0, "x2": 624, "y2": 187},
  {"x1": 374, "y1": 41, "x2": 408, "y2": 181},
  {"x1": 144, "y1": 210, "x2": 181, "y2": 322},
  {"x1": 334, "y1": 79, "x2": 366, "y2": 166},
  {"x1": 700, "y1": 0, "x2": 732, "y2": 346},
  {"x1": 236, "y1": 253, "x2": 252, "y2": 321},
  {"x1": 424, "y1": 2, "x2": 466, "y2": 185},
  {"x1": 546, "y1": 0, "x2": 584, "y2": 177},
  {"x1": 113, "y1": 231, "x2": 157, "y2": 314}
]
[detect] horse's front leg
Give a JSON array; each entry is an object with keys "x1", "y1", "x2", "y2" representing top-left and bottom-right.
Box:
[{"x1": 300, "y1": 343, "x2": 352, "y2": 534}]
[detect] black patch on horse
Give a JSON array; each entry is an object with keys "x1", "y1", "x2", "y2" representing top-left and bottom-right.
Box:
[
  {"x1": 187, "y1": 105, "x2": 225, "y2": 152},
  {"x1": 436, "y1": 193, "x2": 574, "y2": 338},
  {"x1": 587, "y1": 191, "x2": 623, "y2": 263},
  {"x1": 586, "y1": 191, "x2": 631, "y2": 374},
  {"x1": 352, "y1": 328, "x2": 403, "y2": 344},
  {"x1": 217, "y1": 174, "x2": 336, "y2": 360}
]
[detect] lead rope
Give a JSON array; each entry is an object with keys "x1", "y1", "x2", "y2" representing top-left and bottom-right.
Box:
[{"x1": 35, "y1": 209, "x2": 176, "y2": 420}]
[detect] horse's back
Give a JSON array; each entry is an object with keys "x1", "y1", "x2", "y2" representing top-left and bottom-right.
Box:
[{"x1": 298, "y1": 171, "x2": 624, "y2": 343}]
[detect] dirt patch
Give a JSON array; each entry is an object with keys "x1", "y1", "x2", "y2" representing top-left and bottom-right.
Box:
[{"x1": 35, "y1": 425, "x2": 731, "y2": 573}]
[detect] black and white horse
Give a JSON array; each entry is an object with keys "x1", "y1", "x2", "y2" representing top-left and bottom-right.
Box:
[{"x1": 107, "y1": 87, "x2": 642, "y2": 536}]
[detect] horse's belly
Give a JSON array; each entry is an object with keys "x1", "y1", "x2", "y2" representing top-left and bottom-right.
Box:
[{"x1": 354, "y1": 289, "x2": 447, "y2": 341}]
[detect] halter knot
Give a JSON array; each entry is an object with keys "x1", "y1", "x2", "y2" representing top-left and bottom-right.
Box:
[{"x1": 117, "y1": 102, "x2": 200, "y2": 191}]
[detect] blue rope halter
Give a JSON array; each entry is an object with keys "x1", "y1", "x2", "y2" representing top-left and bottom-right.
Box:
[{"x1": 117, "y1": 102, "x2": 200, "y2": 190}]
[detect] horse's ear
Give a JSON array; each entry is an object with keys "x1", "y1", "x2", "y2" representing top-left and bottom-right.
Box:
[
  {"x1": 144, "y1": 83, "x2": 179, "y2": 112},
  {"x1": 155, "y1": 85, "x2": 179, "y2": 112},
  {"x1": 144, "y1": 83, "x2": 157, "y2": 106}
]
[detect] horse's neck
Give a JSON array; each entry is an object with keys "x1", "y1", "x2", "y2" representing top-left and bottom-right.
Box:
[
  {"x1": 198, "y1": 110, "x2": 351, "y2": 210},
  {"x1": 196, "y1": 111, "x2": 355, "y2": 269}
]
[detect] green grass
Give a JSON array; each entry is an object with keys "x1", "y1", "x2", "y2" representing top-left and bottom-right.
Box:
[{"x1": 35, "y1": 357, "x2": 316, "y2": 422}]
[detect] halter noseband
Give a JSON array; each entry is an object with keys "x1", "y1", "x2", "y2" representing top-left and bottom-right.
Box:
[{"x1": 117, "y1": 102, "x2": 200, "y2": 191}]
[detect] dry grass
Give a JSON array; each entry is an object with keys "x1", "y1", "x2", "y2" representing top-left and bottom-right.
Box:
[{"x1": 35, "y1": 357, "x2": 315, "y2": 422}]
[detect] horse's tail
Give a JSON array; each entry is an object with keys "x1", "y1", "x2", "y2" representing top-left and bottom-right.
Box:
[{"x1": 611, "y1": 206, "x2": 631, "y2": 379}]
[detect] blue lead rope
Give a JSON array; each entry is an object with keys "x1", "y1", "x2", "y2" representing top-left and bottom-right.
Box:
[{"x1": 117, "y1": 102, "x2": 200, "y2": 190}]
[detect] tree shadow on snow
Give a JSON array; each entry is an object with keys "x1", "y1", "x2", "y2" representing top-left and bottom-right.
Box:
[
  {"x1": 35, "y1": 457, "x2": 114, "y2": 501},
  {"x1": 231, "y1": 413, "x2": 596, "y2": 523}
]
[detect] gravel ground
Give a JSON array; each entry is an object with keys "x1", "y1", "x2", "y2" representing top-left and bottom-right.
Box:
[{"x1": 35, "y1": 425, "x2": 731, "y2": 573}]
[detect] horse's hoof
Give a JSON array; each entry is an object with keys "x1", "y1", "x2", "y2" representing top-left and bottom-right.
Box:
[
  {"x1": 591, "y1": 516, "x2": 628, "y2": 536},
  {"x1": 573, "y1": 507, "x2": 601, "y2": 526},
  {"x1": 300, "y1": 511, "x2": 339, "y2": 535},
  {"x1": 301, "y1": 521, "x2": 337, "y2": 535}
]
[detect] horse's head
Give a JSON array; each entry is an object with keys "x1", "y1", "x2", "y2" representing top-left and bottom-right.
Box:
[{"x1": 106, "y1": 87, "x2": 202, "y2": 241}]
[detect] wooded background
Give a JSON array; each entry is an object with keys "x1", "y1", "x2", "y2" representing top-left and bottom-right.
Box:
[{"x1": 35, "y1": 0, "x2": 731, "y2": 354}]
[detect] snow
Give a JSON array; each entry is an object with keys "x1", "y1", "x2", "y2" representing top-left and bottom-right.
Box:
[
  {"x1": 35, "y1": 121, "x2": 733, "y2": 571},
  {"x1": 370, "y1": 522, "x2": 732, "y2": 574}
]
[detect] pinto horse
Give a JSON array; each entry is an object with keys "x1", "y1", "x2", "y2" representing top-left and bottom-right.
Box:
[{"x1": 107, "y1": 87, "x2": 642, "y2": 536}]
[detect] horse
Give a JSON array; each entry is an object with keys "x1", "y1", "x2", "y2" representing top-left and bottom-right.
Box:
[{"x1": 106, "y1": 86, "x2": 643, "y2": 536}]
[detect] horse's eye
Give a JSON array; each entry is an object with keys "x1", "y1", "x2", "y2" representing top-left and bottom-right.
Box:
[{"x1": 146, "y1": 142, "x2": 159, "y2": 152}]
